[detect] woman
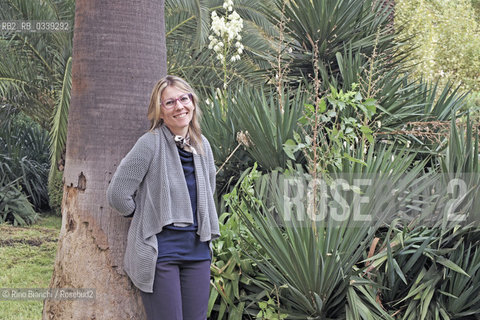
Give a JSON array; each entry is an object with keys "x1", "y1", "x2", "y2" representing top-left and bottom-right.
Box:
[{"x1": 107, "y1": 75, "x2": 220, "y2": 320}]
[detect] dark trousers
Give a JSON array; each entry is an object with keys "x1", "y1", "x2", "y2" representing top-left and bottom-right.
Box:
[{"x1": 140, "y1": 260, "x2": 211, "y2": 320}]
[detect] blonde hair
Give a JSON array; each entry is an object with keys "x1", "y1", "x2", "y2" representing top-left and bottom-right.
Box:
[{"x1": 147, "y1": 75, "x2": 203, "y2": 154}]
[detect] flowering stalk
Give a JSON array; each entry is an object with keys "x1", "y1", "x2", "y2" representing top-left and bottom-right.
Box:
[{"x1": 208, "y1": 0, "x2": 244, "y2": 88}]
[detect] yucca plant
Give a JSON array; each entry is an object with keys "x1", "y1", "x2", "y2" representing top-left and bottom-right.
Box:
[
  {"x1": 435, "y1": 115, "x2": 480, "y2": 230},
  {"x1": 200, "y1": 88, "x2": 252, "y2": 196},
  {"x1": 165, "y1": 0, "x2": 279, "y2": 92},
  {"x1": 266, "y1": 0, "x2": 466, "y2": 156},
  {"x1": 365, "y1": 117, "x2": 480, "y2": 319},
  {"x1": 317, "y1": 46, "x2": 467, "y2": 153},
  {"x1": 367, "y1": 222, "x2": 480, "y2": 319},
  {"x1": 229, "y1": 84, "x2": 306, "y2": 171},
  {"x1": 230, "y1": 144, "x2": 432, "y2": 319},
  {"x1": 373, "y1": 79, "x2": 468, "y2": 153},
  {"x1": 437, "y1": 240, "x2": 480, "y2": 318},
  {"x1": 270, "y1": 0, "x2": 399, "y2": 88},
  {"x1": 201, "y1": 83, "x2": 306, "y2": 195}
]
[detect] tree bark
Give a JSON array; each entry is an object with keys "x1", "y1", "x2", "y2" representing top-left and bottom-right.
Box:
[{"x1": 43, "y1": 1, "x2": 166, "y2": 318}]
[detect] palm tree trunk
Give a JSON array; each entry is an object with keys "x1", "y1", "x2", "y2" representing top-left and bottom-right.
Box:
[{"x1": 43, "y1": 1, "x2": 166, "y2": 318}]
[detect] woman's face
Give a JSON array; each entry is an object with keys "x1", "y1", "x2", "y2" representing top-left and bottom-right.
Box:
[{"x1": 160, "y1": 85, "x2": 195, "y2": 136}]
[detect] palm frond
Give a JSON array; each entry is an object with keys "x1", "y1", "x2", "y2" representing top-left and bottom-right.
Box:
[
  {"x1": 48, "y1": 56, "x2": 71, "y2": 188},
  {"x1": 0, "y1": 0, "x2": 73, "y2": 128}
]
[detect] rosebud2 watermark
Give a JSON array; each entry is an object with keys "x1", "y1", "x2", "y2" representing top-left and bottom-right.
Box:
[{"x1": 0, "y1": 288, "x2": 95, "y2": 300}]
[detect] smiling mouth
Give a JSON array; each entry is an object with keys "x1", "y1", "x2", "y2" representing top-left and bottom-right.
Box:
[{"x1": 173, "y1": 112, "x2": 188, "y2": 119}]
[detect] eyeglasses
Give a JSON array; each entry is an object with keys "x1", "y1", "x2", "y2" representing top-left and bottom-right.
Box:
[{"x1": 161, "y1": 93, "x2": 193, "y2": 109}]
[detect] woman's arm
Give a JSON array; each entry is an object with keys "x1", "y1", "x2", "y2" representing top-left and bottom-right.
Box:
[{"x1": 106, "y1": 132, "x2": 155, "y2": 217}]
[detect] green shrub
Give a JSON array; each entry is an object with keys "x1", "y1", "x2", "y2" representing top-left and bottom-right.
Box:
[
  {"x1": 472, "y1": 0, "x2": 480, "y2": 17},
  {"x1": 0, "y1": 113, "x2": 50, "y2": 211},
  {"x1": 395, "y1": 0, "x2": 480, "y2": 92},
  {"x1": 0, "y1": 177, "x2": 38, "y2": 226},
  {"x1": 208, "y1": 177, "x2": 267, "y2": 319}
]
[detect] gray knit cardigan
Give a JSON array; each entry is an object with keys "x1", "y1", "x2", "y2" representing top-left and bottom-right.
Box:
[{"x1": 106, "y1": 124, "x2": 220, "y2": 293}]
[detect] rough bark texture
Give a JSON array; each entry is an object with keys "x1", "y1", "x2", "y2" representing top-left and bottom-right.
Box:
[{"x1": 43, "y1": 1, "x2": 166, "y2": 318}]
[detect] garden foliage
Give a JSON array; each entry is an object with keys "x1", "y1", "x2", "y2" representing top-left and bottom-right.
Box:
[
  {"x1": 0, "y1": 113, "x2": 47, "y2": 225},
  {"x1": 1, "y1": 0, "x2": 480, "y2": 318}
]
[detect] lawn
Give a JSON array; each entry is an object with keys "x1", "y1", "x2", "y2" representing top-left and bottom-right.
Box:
[{"x1": 0, "y1": 213, "x2": 61, "y2": 320}]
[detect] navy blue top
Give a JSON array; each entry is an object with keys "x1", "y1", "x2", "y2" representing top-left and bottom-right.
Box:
[{"x1": 156, "y1": 147, "x2": 211, "y2": 262}]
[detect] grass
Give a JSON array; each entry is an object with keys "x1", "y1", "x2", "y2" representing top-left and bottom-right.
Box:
[{"x1": 0, "y1": 211, "x2": 61, "y2": 320}]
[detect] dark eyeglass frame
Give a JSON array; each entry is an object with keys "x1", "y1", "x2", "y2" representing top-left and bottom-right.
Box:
[{"x1": 161, "y1": 93, "x2": 193, "y2": 109}]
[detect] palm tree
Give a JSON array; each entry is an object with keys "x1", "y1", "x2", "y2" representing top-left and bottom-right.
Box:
[{"x1": 42, "y1": 0, "x2": 167, "y2": 318}]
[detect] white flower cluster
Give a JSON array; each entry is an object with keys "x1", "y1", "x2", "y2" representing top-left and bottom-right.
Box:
[
  {"x1": 208, "y1": 0, "x2": 244, "y2": 62},
  {"x1": 223, "y1": 0, "x2": 234, "y2": 11}
]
